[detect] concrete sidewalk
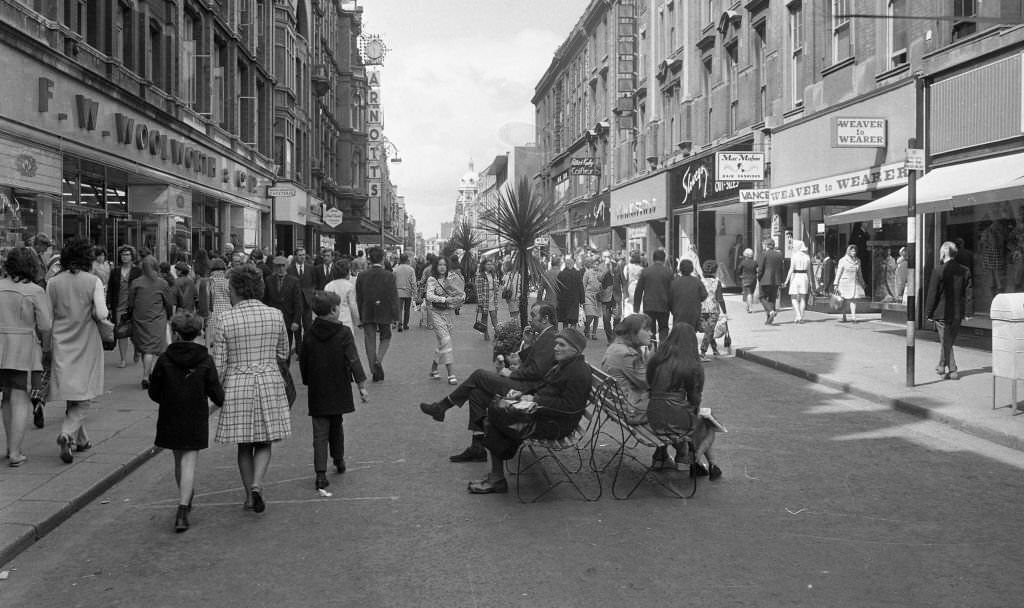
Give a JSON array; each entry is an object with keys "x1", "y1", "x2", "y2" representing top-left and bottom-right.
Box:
[
  {"x1": 0, "y1": 355, "x2": 163, "y2": 567},
  {"x1": 723, "y1": 294, "x2": 1024, "y2": 452}
]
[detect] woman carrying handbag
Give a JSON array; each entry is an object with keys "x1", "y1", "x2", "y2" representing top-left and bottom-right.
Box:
[{"x1": 832, "y1": 244, "x2": 868, "y2": 323}]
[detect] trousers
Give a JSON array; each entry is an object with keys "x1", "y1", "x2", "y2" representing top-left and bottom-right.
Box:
[{"x1": 311, "y1": 415, "x2": 344, "y2": 472}]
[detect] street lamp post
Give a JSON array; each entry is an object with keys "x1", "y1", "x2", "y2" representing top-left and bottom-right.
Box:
[{"x1": 377, "y1": 139, "x2": 401, "y2": 251}]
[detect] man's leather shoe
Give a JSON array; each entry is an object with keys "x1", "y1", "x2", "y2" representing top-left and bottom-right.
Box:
[
  {"x1": 334, "y1": 458, "x2": 347, "y2": 474},
  {"x1": 420, "y1": 400, "x2": 448, "y2": 422},
  {"x1": 449, "y1": 444, "x2": 487, "y2": 462},
  {"x1": 467, "y1": 477, "x2": 508, "y2": 494}
]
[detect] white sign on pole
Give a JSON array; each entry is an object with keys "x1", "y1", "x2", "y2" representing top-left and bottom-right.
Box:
[
  {"x1": 905, "y1": 148, "x2": 926, "y2": 172},
  {"x1": 716, "y1": 152, "x2": 765, "y2": 181},
  {"x1": 324, "y1": 207, "x2": 344, "y2": 228}
]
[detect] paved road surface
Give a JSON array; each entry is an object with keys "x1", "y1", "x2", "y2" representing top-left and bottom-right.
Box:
[{"x1": 2, "y1": 315, "x2": 1022, "y2": 607}]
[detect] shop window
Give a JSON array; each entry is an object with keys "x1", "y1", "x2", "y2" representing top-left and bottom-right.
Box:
[
  {"x1": 213, "y1": 40, "x2": 228, "y2": 128},
  {"x1": 148, "y1": 18, "x2": 164, "y2": 91},
  {"x1": 831, "y1": 0, "x2": 852, "y2": 64}
]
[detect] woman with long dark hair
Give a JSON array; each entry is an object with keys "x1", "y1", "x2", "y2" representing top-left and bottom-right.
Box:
[
  {"x1": 47, "y1": 238, "x2": 109, "y2": 463},
  {"x1": 645, "y1": 323, "x2": 721, "y2": 478},
  {"x1": 129, "y1": 255, "x2": 173, "y2": 389},
  {"x1": 425, "y1": 256, "x2": 465, "y2": 385}
]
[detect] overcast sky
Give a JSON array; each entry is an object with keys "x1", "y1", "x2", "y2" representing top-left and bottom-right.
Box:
[{"x1": 361, "y1": 0, "x2": 590, "y2": 238}]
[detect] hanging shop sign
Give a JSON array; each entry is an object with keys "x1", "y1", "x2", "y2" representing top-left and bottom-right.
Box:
[
  {"x1": 669, "y1": 144, "x2": 750, "y2": 210},
  {"x1": 715, "y1": 151, "x2": 765, "y2": 181},
  {"x1": 833, "y1": 117, "x2": 887, "y2": 148},
  {"x1": 324, "y1": 207, "x2": 344, "y2": 228},
  {"x1": 571, "y1": 157, "x2": 600, "y2": 176}
]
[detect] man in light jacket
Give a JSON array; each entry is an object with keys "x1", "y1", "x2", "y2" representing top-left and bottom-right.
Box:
[{"x1": 392, "y1": 253, "x2": 417, "y2": 332}]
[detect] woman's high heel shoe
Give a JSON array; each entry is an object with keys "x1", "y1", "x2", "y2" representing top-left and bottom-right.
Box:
[{"x1": 174, "y1": 505, "x2": 190, "y2": 533}]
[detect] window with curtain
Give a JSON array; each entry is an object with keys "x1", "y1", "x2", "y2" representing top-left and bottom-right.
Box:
[{"x1": 887, "y1": 0, "x2": 908, "y2": 67}]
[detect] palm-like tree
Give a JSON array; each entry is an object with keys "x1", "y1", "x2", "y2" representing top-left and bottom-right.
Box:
[
  {"x1": 479, "y1": 176, "x2": 561, "y2": 326},
  {"x1": 443, "y1": 219, "x2": 483, "y2": 300}
]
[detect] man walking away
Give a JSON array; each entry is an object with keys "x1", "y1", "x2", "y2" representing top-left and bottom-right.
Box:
[
  {"x1": 757, "y1": 239, "x2": 786, "y2": 325},
  {"x1": 632, "y1": 249, "x2": 674, "y2": 343},
  {"x1": 926, "y1": 241, "x2": 973, "y2": 380},
  {"x1": 355, "y1": 247, "x2": 400, "y2": 382},
  {"x1": 392, "y1": 253, "x2": 417, "y2": 331}
]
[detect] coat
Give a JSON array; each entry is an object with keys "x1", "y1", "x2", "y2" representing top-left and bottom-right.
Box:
[
  {"x1": 669, "y1": 275, "x2": 708, "y2": 328},
  {"x1": 287, "y1": 261, "x2": 317, "y2": 311},
  {"x1": 393, "y1": 263, "x2": 418, "y2": 299},
  {"x1": 128, "y1": 275, "x2": 173, "y2": 355},
  {"x1": 556, "y1": 267, "x2": 585, "y2": 323},
  {"x1": 633, "y1": 262, "x2": 674, "y2": 313},
  {"x1": 173, "y1": 275, "x2": 199, "y2": 312},
  {"x1": 263, "y1": 273, "x2": 303, "y2": 327},
  {"x1": 107, "y1": 265, "x2": 142, "y2": 322},
  {"x1": 536, "y1": 267, "x2": 562, "y2": 307},
  {"x1": 47, "y1": 270, "x2": 108, "y2": 402},
  {"x1": 510, "y1": 325, "x2": 557, "y2": 383},
  {"x1": 474, "y1": 271, "x2": 500, "y2": 312},
  {"x1": 212, "y1": 299, "x2": 291, "y2": 444},
  {"x1": 0, "y1": 277, "x2": 51, "y2": 373},
  {"x1": 529, "y1": 353, "x2": 593, "y2": 440},
  {"x1": 355, "y1": 265, "x2": 400, "y2": 324},
  {"x1": 757, "y1": 249, "x2": 786, "y2": 287},
  {"x1": 926, "y1": 260, "x2": 974, "y2": 322},
  {"x1": 148, "y1": 341, "x2": 224, "y2": 450},
  {"x1": 299, "y1": 318, "x2": 367, "y2": 417}
]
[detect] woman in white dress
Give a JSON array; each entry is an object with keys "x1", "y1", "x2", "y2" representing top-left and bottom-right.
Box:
[
  {"x1": 623, "y1": 252, "x2": 644, "y2": 310},
  {"x1": 832, "y1": 244, "x2": 868, "y2": 322},
  {"x1": 784, "y1": 240, "x2": 815, "y2": 324}
]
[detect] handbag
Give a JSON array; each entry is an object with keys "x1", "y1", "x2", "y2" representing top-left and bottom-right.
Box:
[
  {"x1": 488, "y1": 397, "x2": 537, "y2": 441},
  {"x1": 115, "y1": 311, "x2": 133, "y2": 339},
  {"x1": 829, "y1": 289, "x2": 846, "y2": 313},
  {"x1": 96, "y1": 317, "x2": 116, "y2": 351},
  {"x1": 473, "y1": 309, "x2": 488, "y2": 334},
  {"x1": 501, "y1": 286, "x2": 512, "y2": 300},
  {"x1": 278, "y1": 356, "x2": 297, "y2": 408},
  {"x1": 30, "y1": 361, "x2": 51, "y2": 406}
]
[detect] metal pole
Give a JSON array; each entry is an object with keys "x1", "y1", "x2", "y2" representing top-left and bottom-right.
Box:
[{"x1": 906, "y1": 136, "x2": 917, "y2": 387}]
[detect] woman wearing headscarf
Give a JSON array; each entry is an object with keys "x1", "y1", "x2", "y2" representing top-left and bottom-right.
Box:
[
  {"x1": 47, "y1": 238, "x2": 109, "y2": 463},
  {"x1": 106, "y1": 245, "x2": 141, "y2": 368},
  {"x1": 129, "y1": 256, "x2": 173, "y2": 389},
  {"x1": 0, "y1": 247, "x2": 52, "y2": 466},
  {"x1": 212, "y1": 264, "x2": 291, "y2": 513},
  {"x1": 832, "y1": 244, "x2": 868, "y2": 323}
]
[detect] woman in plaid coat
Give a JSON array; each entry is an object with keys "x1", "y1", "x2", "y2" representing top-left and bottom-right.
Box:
[
  {"x1": 474, "y1": 258, "x2": 500, "y2": 340},
  {"x1": 212, "y1": 264, "x2": 291, "y2": 513}
]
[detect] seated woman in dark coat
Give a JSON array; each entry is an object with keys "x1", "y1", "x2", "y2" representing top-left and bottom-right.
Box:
[
  {"x1": 646, "y1": 323, "x2": 722, "y2": 479},
  {"x1": 469, "y1": 328, "x2": 592, "y2": 494}
]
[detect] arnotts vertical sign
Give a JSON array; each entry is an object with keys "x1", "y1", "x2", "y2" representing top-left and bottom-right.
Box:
[{"x1": 367, "y1": 69, "x2": 383, "y2": 223}]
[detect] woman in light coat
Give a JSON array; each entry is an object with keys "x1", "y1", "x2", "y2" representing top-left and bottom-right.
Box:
[
  {"x1": 0, "y1": 247, "x2": 52, "y2": 466},
  {"x1": 833, "y1": 244, "x2": 868, "y2": 322},
  {"x1": 425, "y1": 256, "x2": 466, "y2": 385},
  {"x1": 212, "y1": 264, "x2": 291, "y2": 513},
  {"x1": 47, "y1": 239, "x2": 109, "y2": 464},
  {"x1": 582, "y1": 258, "x2": 603, "y2": 339}
]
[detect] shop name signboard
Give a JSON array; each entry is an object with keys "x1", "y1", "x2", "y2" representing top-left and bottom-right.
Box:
[
  {"x1": 366, "y1": 69, "x2": 383, "y2": 223},
  {"x1": 739, "y1": 189, "x2": 771, "y2": 204},
  {"x1": 35, "y1": 78, "x2": 260, "y2": 195},
  {"x1": 610, "y1": 175, "x2": 667, "y2": 227},
  {"x1": 833, "y1": 118, "x2": 887, "y2": 148},
  {"x1": 768, "y1": 162, "x2": 908, "y2": 206},
  {"x1": 571, "y1": 157, "x2": 599, "y2": 176},
  {"x1": 715, "y1": 152, "x2": 764, "y2": 181}
]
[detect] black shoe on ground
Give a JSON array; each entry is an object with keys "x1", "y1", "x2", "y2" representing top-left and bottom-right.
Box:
[
  {"x1": 449, "y1": 443, "x2": 487, "y2": 462},
  {"x1": 651, "y1": 445, "x2": 669, "y2": 470},
  {"x1": 708, "y1": 464, "x2": 723, "y2": 481},
  {"x1": 334, "y1": 459, "x2": 346, "y2": 474},
  {"x1": 33, "y1": 404, "x2": 44, "y2": 429},
  {"x1": 250, "y1": 489, "x2": 266, "y2": 513},
  {"x1": 374, "y1": 362, "x2": 385, "y2": 381},
  {"x1": 316, "y1": 472, "x2": 330, "y2": 490},
  {"x1": 174, "y1": 505, "x2": 190, "y2": 533}
]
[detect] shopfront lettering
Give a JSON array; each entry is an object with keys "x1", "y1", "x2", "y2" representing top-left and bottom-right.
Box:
[
  {"x1": 768, "y1": 162, "x2": 909, "y2": 206},
  {"x1": 74, "y1": 95, "x2": 98, "y2": 131},
  {"x1": 680, "y1": 165, "x2": 709, "y2": 206}
]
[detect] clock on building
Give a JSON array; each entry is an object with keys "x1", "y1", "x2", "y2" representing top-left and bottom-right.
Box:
[{"x1": 363, "y1": 37, "x2": 387, "y2": 63}]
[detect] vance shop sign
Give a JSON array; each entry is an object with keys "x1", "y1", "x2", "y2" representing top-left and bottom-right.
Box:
[{"x1": 833, "y1": 117, "x2": 887, "y2": 148}]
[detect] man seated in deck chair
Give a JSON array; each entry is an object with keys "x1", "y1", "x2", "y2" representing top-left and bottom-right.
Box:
[
  {"x1": 466, "y1": 327, "x2": 593, "y2": 494},
  {"x1": 419, "y1": 303, "x2": 558, "y2": 462}
]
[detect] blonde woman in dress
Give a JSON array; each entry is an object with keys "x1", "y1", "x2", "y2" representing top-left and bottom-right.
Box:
[
  {"x1": 784, "y1": 240, "x2": 815, "y2": 324},
  {"x1": 425, "y1": 257, "x2": 466, "y2": 385},
  {"x1": 833, "y1": 244, "x2": 868, "y2": 322}
]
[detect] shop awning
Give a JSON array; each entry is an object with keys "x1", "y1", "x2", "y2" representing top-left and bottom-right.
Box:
[{"x1": 825, "y1": 152, "x2": 1024, "y2": 225}]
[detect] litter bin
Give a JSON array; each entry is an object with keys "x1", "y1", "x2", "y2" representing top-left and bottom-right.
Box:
[{"x1": 990, "y1": 293, "x2": 1024, "y2": 414}]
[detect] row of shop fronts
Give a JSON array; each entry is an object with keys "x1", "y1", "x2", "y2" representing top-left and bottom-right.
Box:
[
  {"x1": 555, "y1": 48, "x2": 1024, "y2": 332},
  {"x1": 0, "y1": 45, "x2": 362, "y2": 263}
]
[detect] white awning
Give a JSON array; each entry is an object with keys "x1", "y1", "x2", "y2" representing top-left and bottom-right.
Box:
[{"x1": 825, "y1": 152, "x2": 1024, "y2": 225}]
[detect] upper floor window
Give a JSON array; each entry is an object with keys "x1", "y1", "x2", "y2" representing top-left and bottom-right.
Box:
[
  {"x1": 952, "y1": 0, "x2": 978, "y2": 41},
  {"x1": 832, "y1": 0, "x2": 852, "y2": 63},
  {"x1": 789, "y1": 3, "x2": 804, "y2": 105},
  {"x1": 887, "y1": 0, "x2": 908, "y2": 67},
  {"x1": 753, "y1": 20, "x2": 768, "y2": 122}
]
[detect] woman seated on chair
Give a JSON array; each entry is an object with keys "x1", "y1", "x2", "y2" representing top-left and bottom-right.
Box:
[
  {"x1": 600, "y1": 313, "x2": 653, "y2": 425},
  {"x1": 468, "y1": 328, "x2": 593, "y2": 494},
  {"x1": 646, "y1": 323, "x2": 722, "y2": 479}
]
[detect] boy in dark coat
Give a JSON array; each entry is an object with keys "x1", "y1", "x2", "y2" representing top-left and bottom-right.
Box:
[
  {"x1": 147, "y1": 312, "x2": 224, "y2": 533},
  {"x1": 300, "y1": 291, "x2": 368, "y2": 492}
]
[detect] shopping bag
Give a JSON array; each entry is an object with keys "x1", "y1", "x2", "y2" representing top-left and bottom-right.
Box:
[{"x1": 829, "y1": 290, "x2": 846, "y2": 313}]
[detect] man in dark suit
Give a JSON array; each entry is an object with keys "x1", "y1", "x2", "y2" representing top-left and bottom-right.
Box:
[
  {"x1": 355, "y1": 247, "x2": 400, "y2": 382},
  {"x1": 757, "y1": 239, "x2": 786, "y2": 325},
  {"x1": 926, "y1": 241, "x2": 974, "y2": 380},
  {"x1": 249, "y1": 248, "x2": 273, "y2": 284},
  {"x1": 669, "y1": 259, "x2": 708, "y2": 331},
  {"x1": 633, "y1": 248, "x2": 675, "y2": 343},
  {"x1": 314, "y1": 249, "x2": 335, "y2": 291},
  {"x1": 288, "y1": 247, "x2": 317, "y2": 343},
  {"x1": 419, "y1": 302, "x2": 558, "y2": 462},
  {"x1": 264, "y1": 256, "x2": 303, "y2": 350}
]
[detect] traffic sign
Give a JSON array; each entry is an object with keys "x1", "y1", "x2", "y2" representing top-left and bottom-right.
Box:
[{"x1": 905, "y1": 148, "x2": 926, "y2": 172}]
